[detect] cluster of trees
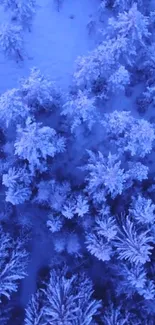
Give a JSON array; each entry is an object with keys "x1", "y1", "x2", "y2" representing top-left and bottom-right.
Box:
[
  {"x1": 0, "y1": 0, "x2": 155, "y2": 324},
  {"x1": 0, "y1": 0, "x2": 36, "y2": 61}
]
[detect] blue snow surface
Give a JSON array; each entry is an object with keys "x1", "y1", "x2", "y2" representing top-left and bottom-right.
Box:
[{"x1": 0, "y1": 1, "x2": 155, "y2": 324}]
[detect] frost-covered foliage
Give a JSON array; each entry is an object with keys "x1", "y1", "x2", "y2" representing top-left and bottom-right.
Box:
[
  {"x1": 82, "y1": 150, "x2": 148, "y2": 204},
  {"x1": 95, "y1": 213, "x2": 117, "y2": 241},
  {"x1": 124, "y1": 119, "x2": 155, "y2": 157},
  {"x1": 117, "y1": 262, "x2": 155, "y2": 301},
  {"x1": 25, "y1": 268, "x2": 101, "y2": 325},
  {"x1": 62, "y1": 90, "x2": 99, "y2": 132},
  {"x1": 107, "y1": 65, "x2": 130, "y2": 92},
  {"x1": 36, "y1": 180, "x2": 71, "y2": 210},
  {"x1": 113, "y1": 0, "x2": 143, "y2": 11},
  {"x1": 36, "y1": 179, "x2": 89, "y2": 220},
  {"x1": 43, "y1": 268, "x2": 101, "y2": 324},
  {"x1": 102, "y1": 304, "x2": 131, "y2": 325},
  {"x1": 0, "y1": 23, "x2": 24, "y2": 61},
  {"x1": 74, "y1": 194, "x2": 89, "y2": 217},
  {"x1": 74, "y1": 4, "x2": 149, "y2": 94},
  {"x1": 0, "y1": 228, "x2": 29, "y2": 300},
  {"x1": 82, "y1": 151, "x2": 127, "y2": 202},
  {"x1": 14, "y1": 117, "x2": 66, "y2": 172},
  {"x1": 1, "y1": 0, "x2": 36, "y2": 30},
  {"x1": 47, "y1": 214, "x2": 64, "y2": 233},
  {"x1": 2, "y1": 166, "x2": 32, "y2": 205},
  {"x1": 74, "y1": 36, "x2": 132, "y2": 93},
  {"x1": 130, "y1": 195, "x2": 155, "y2": 224},
  {"x1": 86, "y1": 232, "x2": 113, "y2": 262},
  {"x1": 25, "y1": 291, "x2": 46, "y2": 325},
  {"x1": 115, "y1": 216, "x2": 153, "y2": 265},
  {"x1": 19, "y1": 68, "x2": 61, "y2": 111},
  {"x1": 0, "y1": 88, "x2": 29, "y2": 127},
  {"x1": 107, "y1": 4, "x2": 150, "y2": 46},
  {"x1": 102, "y1": 110, "x2": 155, "y2": 157},
  {"x1": 86, "y1": 206, "x2": 117, "y2": 261}
]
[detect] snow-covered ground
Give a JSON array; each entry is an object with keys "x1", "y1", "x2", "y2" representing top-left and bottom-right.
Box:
[{"x1": 0, "y1": 0, "x2": 99, "y2": 94}]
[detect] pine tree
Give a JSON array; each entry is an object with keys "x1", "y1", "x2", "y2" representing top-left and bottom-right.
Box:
[
  {"x1": 35, "y1": 180, "x2": 71, "y2": 210},
  {"x1": 102, "y1": 110, "x2": 155, "y2": 158},
  {"x1": 130, "y1": 195, "x2": 155, "y2": 224},
  {"x1": 2, "y1": 166, "x2": 32, "y2": 205},
  {"x1": 62, "y1": 90, "x2": 99, "y2": 132},
  {"x1": 43, "y1": 268, "x2": 101, "y2": 324},
  {"x1": 108, "y1": 3, "x2": 150, "y2": 46},
  {"x1": 14, "y1": 117, "x2": 66, "y2": 173},
  {"x1": 82, "y1": 151, "x2": 127, "y2": 202},
  {"x1": 113, "y1": 0, "x2": 143, "y2": 12},
  {"x1": 0, "y1": 228, "x2": 29, "y2": 300},
  {"x1": 114, "y1": 216, "x2": 153, "y2": 265},
  {"x1": 0, "y1": 23, "x2": 24, "y2": 61},
  {"x1": 19, "y1": 68, "x2": 61, "y2": 111},
  {"x1": 1, "y1": 0, "x2": 36, "y2": 31},
  {"x1": 25, "y1": 291, "x2": 46, "y2": 325},
  {"x1": 0, "y1": 88, "x2": 29, "y2": 128}
]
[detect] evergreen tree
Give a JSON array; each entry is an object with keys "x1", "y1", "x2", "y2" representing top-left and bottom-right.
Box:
[
  {"x1": 2, "y1": 166, "x2": 32, "y2": 205},
  {"x1": 0, "y1": 23, "x2": 24, "y2": 61},
  {"x1": 0, "y1": 88, "x2": 29, "y2": 128},
  {"x1": 0, "y1": 227, "x2": 29, "y2": 300},
  {"x1": 14, "y1": 117, "x2": 66, "y2": 173}
]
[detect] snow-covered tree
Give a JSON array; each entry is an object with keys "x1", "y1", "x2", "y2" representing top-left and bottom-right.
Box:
[
  {"x1": 82, "y1": 151, "x2": 128, "y2": 202},
  {"x1": 0, "y1": 228, "x2": 29, "y2": 300},
  {"x1": 95, "y1": 213, "x2": 117, "y2": 242},
  {"x1": 19, "y1": 68, "x2": 61, "y2": 111},
  {"x1": 108, "y1": 3, "x2": 150, "y2": 46},
  {"x1": 25, "y1": 291, "x2": 46, "y2": 325},
  {"x1": 2, "y1": 166, "x2": 32, "y2": 205},
  {"x1": 74, "y1": 194, "x2": 89, "y2": 217},
  {"x1": 130, "y1": 195, "x2": 155, "y2": 225},
  {"x1": 0, "y1": 88, "x2": 29, "y2": 128},
  {"x1": 47, "y1": 214, "x2": 64, "y2": 233},
  {"x1": 36, "y1": 180, "x2": 71, "y2": 210},
  {"x1": 126, "y1": 161, "x2": 149, "y2": 182},
  {"x1": 114, "y1": 216, "x2": 153, "y2": 265},
  {"x1": 1, "y1": 0, "x2": 36, "y2": 31},
  {"x1": 102, "y1": 305, "x2": 131, "y2": 325},
  {"x1": 74, "y1": 36, "x2": 133, "y2": 91},
  {"x1": 0, "y1": 23, "x2": 24, "y2": 61},
  {"x1": 113, "y1": 0, "x2": 143, "y2": 12},
  {"x1": 124, "y1": 118, "x2": 155, "y2": 157},
  {"x1": 86, "y1": 232, "x2": 113, "y2": 262},
  {"x1": 120, "y1": 263, "x2": 147, "y2": 293},
  {"x1": 43, "y1": 268, "x2": 101, "y2": 324},
  {"x1": 14, "y1": 117, "x2": 66, "y2": 173},
  {"x1": 62, "y1": 90, "x2": 99, "y2": 132},
  {"x1": 13, "y1": 0, "x2": 36, "y2": 30},
  {"x1": 107, "y1": 65, "x2": 130, "y2": 92},
  {"x1": 61, "y1": 196, "x2": 77, "y2": 219},
  {"x1": 102, "y1": 110, "x2": 155, "y2": 157},
  {"x1": 85, "y1": 206, "x2": 117, "y2": 262}
]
